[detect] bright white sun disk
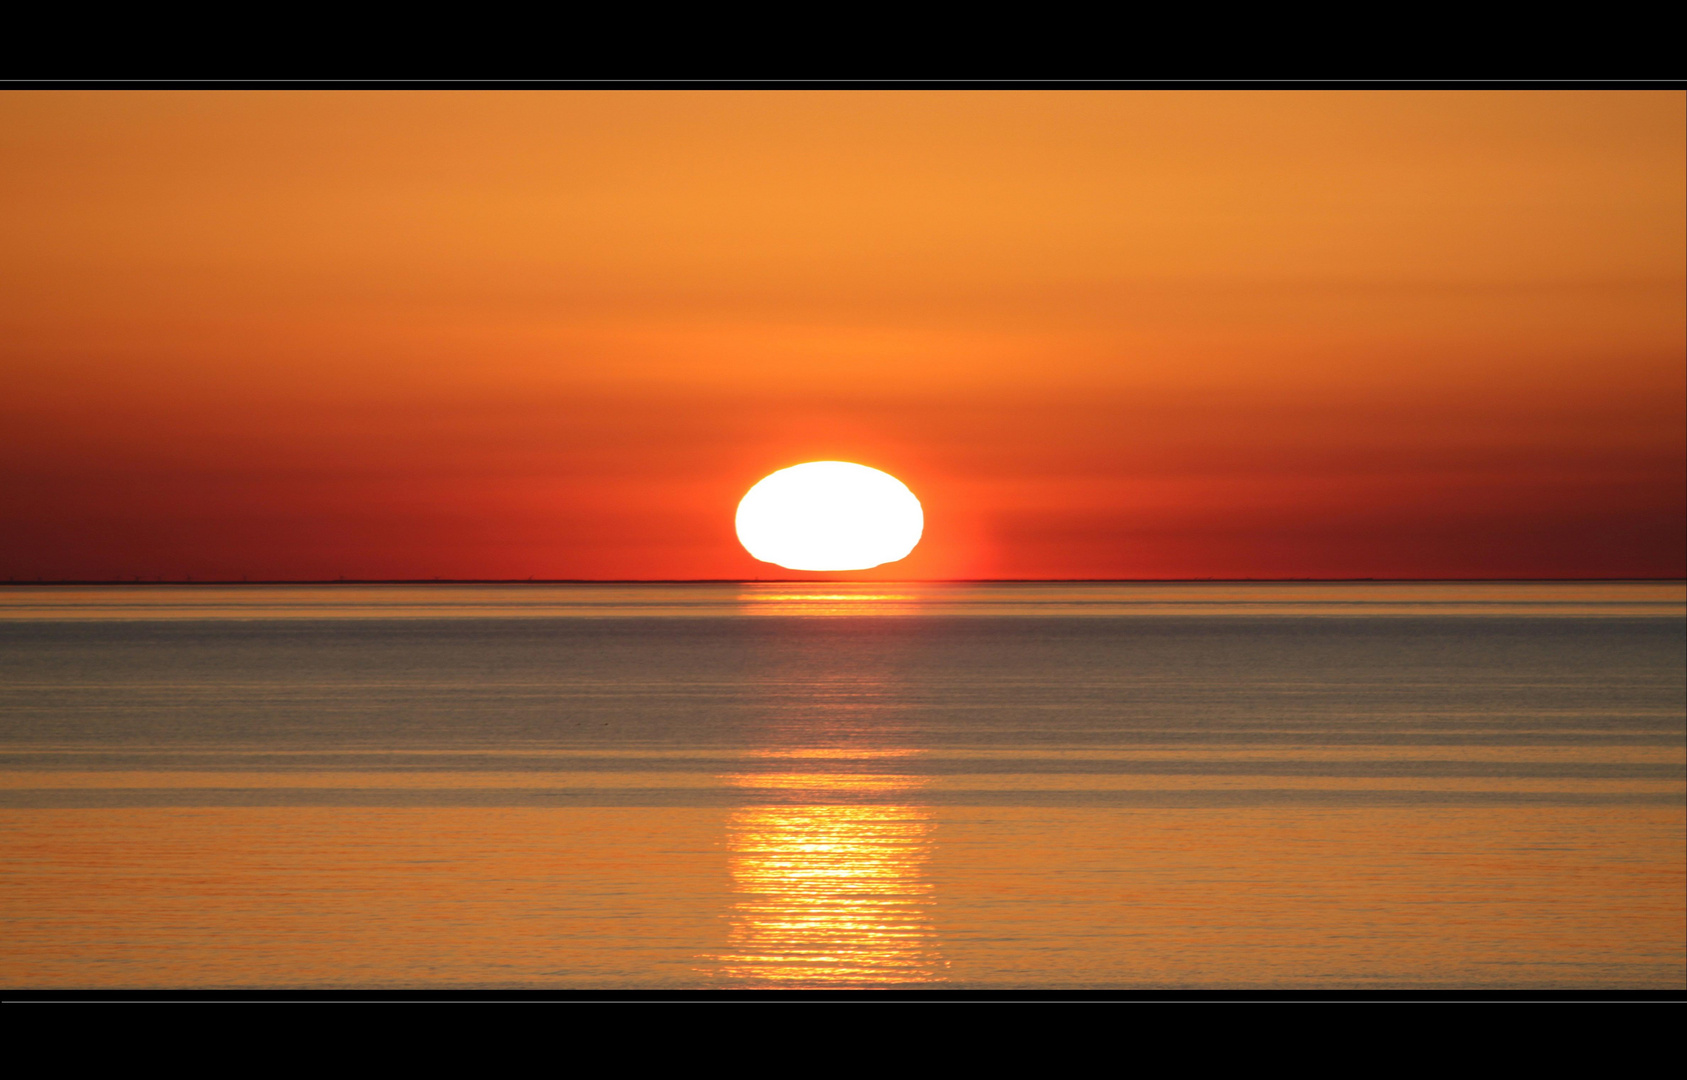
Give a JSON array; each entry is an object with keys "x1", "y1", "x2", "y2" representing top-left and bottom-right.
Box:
[{"x1": 736, "y1": 462, "x2": 923, "y2": 571}]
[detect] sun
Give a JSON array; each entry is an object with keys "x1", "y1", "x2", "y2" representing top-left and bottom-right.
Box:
[{"x1": 736, "y1": 462, "x2": 924, "y2": 572}]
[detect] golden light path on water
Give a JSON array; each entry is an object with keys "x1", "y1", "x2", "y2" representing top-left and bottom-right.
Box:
[{"x1": 709, "y1": 770, "x2": 945, "y2": 987}]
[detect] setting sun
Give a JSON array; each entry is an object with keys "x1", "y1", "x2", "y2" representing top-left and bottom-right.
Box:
[{"x1": 735, "y1": 462, "x2": 924, "y2": 572}]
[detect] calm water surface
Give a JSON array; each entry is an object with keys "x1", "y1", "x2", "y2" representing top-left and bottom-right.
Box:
[{"x1": 2, "y1": 582, "x2": 1682, "y2": 989}]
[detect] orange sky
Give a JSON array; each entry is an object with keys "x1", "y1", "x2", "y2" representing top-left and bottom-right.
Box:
[{"x1": 2, "y1": 90, "x2": 1682, "y2": 580}]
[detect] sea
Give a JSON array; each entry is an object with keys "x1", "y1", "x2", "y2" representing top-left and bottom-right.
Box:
[{"x1": 2, "y1": 582, "x2": 1682, "y2": 990}]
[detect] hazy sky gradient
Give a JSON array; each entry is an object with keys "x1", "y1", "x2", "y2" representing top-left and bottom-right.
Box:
[{"x1": 3, "y1": 91, "x2": 1682, "y2": 579}]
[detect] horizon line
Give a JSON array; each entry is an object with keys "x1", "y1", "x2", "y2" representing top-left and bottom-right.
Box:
[{"x1": 3, "y1": 577, "x2": 1683, "y2": 586}]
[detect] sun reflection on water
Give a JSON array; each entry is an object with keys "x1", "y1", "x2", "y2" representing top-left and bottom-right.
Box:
[
  {"x1": 735, "y1": 585, "x2": 927, "y2": 617},
  {"x1": 709, "y1": 772, "x2": 945, "y2": 987},
  {"x1": 714, "y1": 803, "x2": 943, "y2": 987}
]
